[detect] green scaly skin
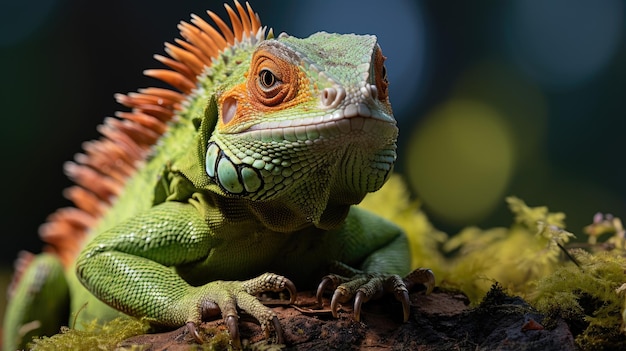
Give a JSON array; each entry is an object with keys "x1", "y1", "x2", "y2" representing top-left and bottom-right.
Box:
[{"x1": 3, "y1": 4, "x2": 435, "y2": 350}]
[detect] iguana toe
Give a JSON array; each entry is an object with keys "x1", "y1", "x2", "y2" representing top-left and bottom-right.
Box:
[
  {"x1": 317, "y1": 268, "x2": 435, "y2": 322},
  {"x1": 316, "y1": 275, "x2": 340, "y2": 307},
  {"x1": 330, "y1": 284, "x2": 351, "y2": 319},
  {"x1": 315, "y1": 274, "x2": 347, "y2": 308},
  {"x1": 404, "y1": 268, "x2": 436, "y2": 295},
  {"x1": 185, "y1": 273, "x2": 295, "y2": 347},
  {"x1": 186, "y1": 321, "x2": 202, "y2": 343},
  {"x1": 397, "y1": 289, "x2": 411, "y2": 322},
  {"x1": 271, "y1": 316, "x2": 284, "y2": 344},
  {"x1": 241, "y1": 273, "x2": 297, "y2": 305},
  {"x1": 225, "y1": 315, "x2": 241, "y2": 349}
]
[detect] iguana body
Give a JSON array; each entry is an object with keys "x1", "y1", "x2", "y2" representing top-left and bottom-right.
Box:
[{"x1": 3, "y1": 2, "x2": 434, "y2": 349}]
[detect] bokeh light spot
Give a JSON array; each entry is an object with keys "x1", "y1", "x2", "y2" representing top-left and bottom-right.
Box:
[
  {"x1": 451, "y1": 60, "x2": 548, "y2": 165},
  {"x1": 406, "y1": 100, "x2": 515, "y2": 225}
]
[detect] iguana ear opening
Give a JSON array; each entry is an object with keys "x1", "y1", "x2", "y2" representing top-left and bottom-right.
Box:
[{"x1": 221, "y1": 96, "x2": 238, "y2": 125}]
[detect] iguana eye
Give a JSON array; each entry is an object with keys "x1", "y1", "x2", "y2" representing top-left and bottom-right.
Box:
[
  {"x1": 258, "y1": 69, "x2": 279, "y2": 90},
  {"x1": 248, "y1": 48, "x2": 299, "y2": 107},
  {"x1": 381, "y1": 65, "x2": 388, "y2": 84}
]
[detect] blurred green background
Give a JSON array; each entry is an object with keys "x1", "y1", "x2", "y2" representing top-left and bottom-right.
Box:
[{"x1": 0, "y1": 0, "x2": 624, "y2": 274}]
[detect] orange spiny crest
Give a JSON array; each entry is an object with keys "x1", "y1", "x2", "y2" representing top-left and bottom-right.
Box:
[
  {"x1": 7, "y1": 252, "x2": 35, "y2": 299},
  {"x1": 63, "y1": 186, "x2": 107, "y2": 217},
  {"x1": 35, "y1": 1, "x2": 264, "y2": 268}
]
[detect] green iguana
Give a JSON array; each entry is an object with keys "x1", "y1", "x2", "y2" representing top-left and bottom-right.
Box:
[{"x1": 3, "y1": 1, "x2": 434, "y2": 349}]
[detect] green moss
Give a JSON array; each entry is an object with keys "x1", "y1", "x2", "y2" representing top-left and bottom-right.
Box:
[
  {"x1": 188, "y1": 326, "x2": 233, "y2": 351},
  {"x1": 366, "y1": 176, "x2": 626, "y2": 349},
  {"x1": 364, "y1": 183, "x2": 576, "y2": 304},
  {"x1": 28, "y1": 317, "x2": 149, "y2": 350},
  {"x1": 531, "y1": 250, "x2": 626, "y2": 350},
  {"x1": 245, "y1": 340, "x2": 286, "y2": 350},
  {"x1": 28, "y1": 319, "x2": 241, "y2": 350}
]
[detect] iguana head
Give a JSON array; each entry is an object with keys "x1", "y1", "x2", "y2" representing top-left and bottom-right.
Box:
[{"x1": 205, "y1": 31, "x2": 398, "y2": 228}]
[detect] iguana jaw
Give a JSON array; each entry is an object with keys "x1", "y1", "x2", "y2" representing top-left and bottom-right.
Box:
[{"x1": 243, "y1": 102, "x2": 396, "y2": 142}]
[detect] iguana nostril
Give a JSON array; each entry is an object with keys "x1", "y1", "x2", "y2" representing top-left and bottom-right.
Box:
[
  {"x1": 320, "y1": 87, "x2": 346, "y2": 108},
  {"x1": 321, "y1": 87, "x2": 337, "y2": 107}
]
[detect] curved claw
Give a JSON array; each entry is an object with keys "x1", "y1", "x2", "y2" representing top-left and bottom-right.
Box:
[
  {"x1": 398, "y1": 289, "x2": 410, "y2": 322},
  {"x1": 284, "y1": 278, "x2": 297, "y2": 304},
  {"x1": 330, "y1": 288, "x2": 344, "y2": 318},
  {"x1": 272, "y1": 316, "x2": 284, "y2": 344},
  {"x1": 353, "y1": 290, "x2": 366, "y2": 322},
  {"x1": 186, "y1": 321, "x2": 202, "y2": 343},
  {"x1": 316, "y1": 276, "x2": 333, "y2": 305},
  {"x1": 226, "y1": 315, "x2": 241, "y2": 349}
]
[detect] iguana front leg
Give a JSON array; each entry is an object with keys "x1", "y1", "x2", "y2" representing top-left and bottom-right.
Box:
[
  {"x1": 75, "y1": 201, "x2": 295, "y2": 346},
  {"x1": 313, "y1": 207, "x2": 435, "y2": 322}
]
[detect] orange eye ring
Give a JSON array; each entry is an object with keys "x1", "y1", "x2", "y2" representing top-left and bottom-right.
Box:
[{"x1": 248, "y1": 51, "x2": 298, "y2": 108}]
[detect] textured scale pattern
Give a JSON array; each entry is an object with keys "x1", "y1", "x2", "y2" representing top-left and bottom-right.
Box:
[
  {"x1": 4, "y1": 2, "x2": 438, "y2": 350},
  {"x1": 206, "y1": 115, "x2": 397, "y2": 201},
  {"x1": 75, "y1": 202, "x2": 214, "y2": 323},
  {"x1": 35, "y1": 1, "x2": 263, "y2": 267}
]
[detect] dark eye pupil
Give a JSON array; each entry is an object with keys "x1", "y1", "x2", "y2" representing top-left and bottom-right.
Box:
[
  {"x1": 260, "y1": 69, "x2": 276, "y2": 88},
  {"x1": 381, "y1": 65, "x2": 388, "y2": 82}
]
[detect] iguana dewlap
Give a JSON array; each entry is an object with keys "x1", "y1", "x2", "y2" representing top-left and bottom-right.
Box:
[{"x1": 3, "y1": 1, "x2": 434, "y2": 349}]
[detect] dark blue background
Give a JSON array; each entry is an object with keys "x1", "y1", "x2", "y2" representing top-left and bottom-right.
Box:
[{"x1": 1, "y1": 0, "x2": 625, "y2": 264}]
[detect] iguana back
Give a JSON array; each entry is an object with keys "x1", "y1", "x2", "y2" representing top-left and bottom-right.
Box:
[
  {"x1": 38, "y1": 2, "x2": 264, "y2": 267},
  {"x1": 5, "y1": 3, "x2": 267, "y2": 347}
]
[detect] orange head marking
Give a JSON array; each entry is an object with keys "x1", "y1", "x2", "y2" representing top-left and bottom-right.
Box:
[{"x1": 217, "y1": 43, "x2": 312, "y2": 133}]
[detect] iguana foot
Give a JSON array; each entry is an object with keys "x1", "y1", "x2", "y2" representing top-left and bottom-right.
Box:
[
  {"x1": 186, "y1": 273, "x2": 296, "y2": 347},
  {"x1": 316, "y1": 266, "x2": 434, "y2": 322}
]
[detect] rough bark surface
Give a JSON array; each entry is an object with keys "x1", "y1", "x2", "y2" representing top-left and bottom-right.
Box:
[{"x1": 120, "y1": 285, "x2": 577, "y2": 350}]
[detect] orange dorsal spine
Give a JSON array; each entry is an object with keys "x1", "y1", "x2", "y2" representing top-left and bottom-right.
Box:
[{"x1": 35, "y1": 1, "x2": 262, "y2": 268}]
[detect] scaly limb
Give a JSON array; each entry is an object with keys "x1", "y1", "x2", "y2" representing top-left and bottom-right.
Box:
[{"x1": 76, "y1": 202, "x2": 297, "y2": 348}]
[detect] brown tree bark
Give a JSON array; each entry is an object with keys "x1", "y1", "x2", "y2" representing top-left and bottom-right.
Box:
[{"x1": 120, "y1": 285, "x2": 576, "y2": 350}]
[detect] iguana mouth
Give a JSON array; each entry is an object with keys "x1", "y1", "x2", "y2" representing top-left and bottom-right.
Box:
[{"x1": 244, "y1": 102, "x2": 396, "y2": 141}]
